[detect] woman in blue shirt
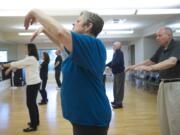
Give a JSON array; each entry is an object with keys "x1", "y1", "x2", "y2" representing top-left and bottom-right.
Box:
[{"x1": 25, "y1": 9, "x2": 111, "y2": 135}]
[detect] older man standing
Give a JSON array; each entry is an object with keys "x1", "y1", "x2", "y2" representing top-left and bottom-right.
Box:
[
  {"x1": 126, "y1": 27, "x2": 180, "y2": 135},
  {"x1": 106, "y1": 41, "x2": 125, "y2": 109}
]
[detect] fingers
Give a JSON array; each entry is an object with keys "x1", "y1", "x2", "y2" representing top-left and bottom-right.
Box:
[
  {"x1": 30, "y1": 37, "x2": 34, "y2": 42},
  {"x1": 126, "y1": 65, "x2": 151, "y2": 72},
  {"x1": 134, "y1": 66, "x2": 142, "y2": 71},
  {"x1": 5, "y1": 70, "x2": 10, "y2": 75},
  {"x1": 125, "y1": 65, "x2": 135, "y2": 72},
  {"x1": 30, "y1": 33, "x2": 37, "y2": 42},
  {"x1": 24, "y1": 12, "x2": 30, "y2": 30},
  {"x1": 0, "y1": 65, "x2": 3, "y2": 70},
  {"x1": 24, "y1": 16, "x2": 31, "y2": 30},
  {"x1": 24, "y1": 11, "x2": 36, "y2": 30},
  {"x1": 125, "y1": 68, "x2": 130, "y2": 72},
  {"x1": 30, "y1": 28, "x2": 43, "y2": 42},
  {"x1": 24, "y1": 19, "x2": 29, "y2": 30},
  {"x1": 24, "y1": 19, "x2": 35, "y2": 30}
]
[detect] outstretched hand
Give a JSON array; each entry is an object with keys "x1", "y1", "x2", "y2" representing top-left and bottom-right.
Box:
[
  {"x1": 5, "y1": 67, "x2": 12, "y2": 76},
  {"x1": 0, "y1": 64, "x2": 3, "y2": 70}
]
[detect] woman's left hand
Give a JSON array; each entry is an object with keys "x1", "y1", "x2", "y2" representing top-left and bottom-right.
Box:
[
  {"x1": 24, "y1": 10, "x2": 36, "y2": 30},
  {"x1": 30, "y1": 27, "x2": 44, "y2": 42}
]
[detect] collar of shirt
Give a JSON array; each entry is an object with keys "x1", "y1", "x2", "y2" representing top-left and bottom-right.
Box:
[{"x1": 163, "y1": 39, "x2": 175, "y2": 53}]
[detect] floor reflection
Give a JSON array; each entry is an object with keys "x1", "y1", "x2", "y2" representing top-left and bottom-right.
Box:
[{"x1": 0, "y1": 103, "x2": 9, "y2": 129}]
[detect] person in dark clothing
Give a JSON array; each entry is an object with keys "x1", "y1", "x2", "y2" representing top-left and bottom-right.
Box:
[
  {"x1": 54, "y1": 50, "x2": 62, "y2": 90},
  {"x1": 106, "y1": 41, "x2": 125, "y2": 109},
  {"x1": 39, "y1": 52, "x2": 50, "y2": 105},
  {"x1": 126, "y1": 27, "x2": 180, "y2": 135}
]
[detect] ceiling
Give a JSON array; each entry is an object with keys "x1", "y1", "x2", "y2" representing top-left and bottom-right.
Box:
[{"x1": 0, "y1": 0, "x2": 180, "y2": 45}]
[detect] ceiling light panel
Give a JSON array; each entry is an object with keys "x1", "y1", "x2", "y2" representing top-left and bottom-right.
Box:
[
  {"x1": 15, "y1": 24, "x2": 73, "y2": 30},
  {"x1": 18, "y1": 32, "x2": 45, "y2": 36},
  {"x1": 100, "y1": 30, "x2": 134, "y2": 35},
  {"x1": 0, "y1": 0, "x2": 180, "y2": 9},
  {"x1": 103, "y1": 23, "x2": 139, "y2": 30},
  {"x1": 137, "y1": 9, "x2": 180, "y2": 15},
  {"x1": 89, "y1": 9, "x2": 135, "y2": 15}
]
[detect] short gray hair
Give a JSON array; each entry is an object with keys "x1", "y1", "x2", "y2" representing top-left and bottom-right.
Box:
[
  {"x1": 159, "y1": 27, "x2": 173, "y2": 38},
  {"x1": 80, "y1": 11, "x2": 104, "y2": 37},
  {"x1": 164, "y1": 27, "x2": 173, "y2": 37}
]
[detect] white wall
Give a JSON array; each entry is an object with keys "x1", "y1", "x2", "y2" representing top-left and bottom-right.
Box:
[
  {"x1": 143, "y1": 37, "x2": 159, "y2": 60},
  {"x1": 129, "y1": 37, "x2": 159, "y2": 65},
  {"x1": 121, "y1": 45, "x2": 129, "y2": 68},
  {"x1": 16, "y1": 44, "x2": 26, "y2": 60},
  {"x1": 134, "y1": 38, "x2": 144, "y2": 64}
]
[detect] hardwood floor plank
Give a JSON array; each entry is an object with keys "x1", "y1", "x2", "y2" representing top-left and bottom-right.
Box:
[{"x1": 0, "y1": 82, "x2": 160, "y2": 135}]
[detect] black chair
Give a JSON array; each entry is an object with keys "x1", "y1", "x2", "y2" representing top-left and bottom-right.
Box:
[
  {"x1": 147, "y1": 72, "x2": 160, "y2": 91},
  {"x1": 13, "y1": 69, "x2": 26, "y2": 86}
]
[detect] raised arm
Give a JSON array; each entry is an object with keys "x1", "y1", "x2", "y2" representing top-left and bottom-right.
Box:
[
  {"x1": 24, "y1": 9, "x2": 72, "y2": 52},
  {"x1": 30, "y1": 27, "x2": 64, "y2": 51}
]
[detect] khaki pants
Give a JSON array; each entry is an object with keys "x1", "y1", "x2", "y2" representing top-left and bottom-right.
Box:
[{"x1": 157, "y1": 81, "x2": 180, "y2": 135}]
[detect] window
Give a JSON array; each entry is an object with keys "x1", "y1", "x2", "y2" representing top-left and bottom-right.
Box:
[
  {"x1": 0, "y1": 50, "x2": 8, "y2": 62},
  {"x1": 106, "y1": 49, "x2": 113, "y2": 64}
]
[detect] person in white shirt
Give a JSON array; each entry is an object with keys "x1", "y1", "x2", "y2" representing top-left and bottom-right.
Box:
[{"x1": 2, "y1": 43, "x2": 41, "y2": 132}]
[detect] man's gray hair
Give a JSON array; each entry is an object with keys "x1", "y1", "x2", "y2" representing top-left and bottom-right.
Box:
[
  {"x1": 80, "y1": 11, "x2": 104, "y2": 37},
  {"x1": 161, "y1": 27, "x2": 173, "y2": 37},
  {"x1": 164, "y1": 27, "x2": 173, "y2": 34}
]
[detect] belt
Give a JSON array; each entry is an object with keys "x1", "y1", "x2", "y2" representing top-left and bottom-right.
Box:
[{"x1": 163, "y1": 79, "x2": 180, "y2": 83}]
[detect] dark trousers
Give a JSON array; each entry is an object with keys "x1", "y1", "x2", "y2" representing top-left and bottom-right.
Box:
[
  {"x1": 55, "y1": 70, "x2": 61, "y2": 87},
  {"x1": 39, "y1": 78, "x2": 48, "y2": 102},
  {"x1": 72, "y1": 123, "x2": 109, "y2": 135},
  {"x1": 26, "y1": 83, "x2": 40, "y2": 128},
  {"x1": 113, "y1": 72, "x2": 125, "y2": 105}
]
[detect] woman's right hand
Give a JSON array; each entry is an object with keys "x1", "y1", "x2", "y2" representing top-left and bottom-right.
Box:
[{"x1": 24, "y1": 9, "x2": 37, "y2": 30}]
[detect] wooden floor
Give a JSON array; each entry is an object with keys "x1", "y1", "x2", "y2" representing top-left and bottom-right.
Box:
[{"x1": 0, "y1": 81, "x2": 160, "y2": 135}]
